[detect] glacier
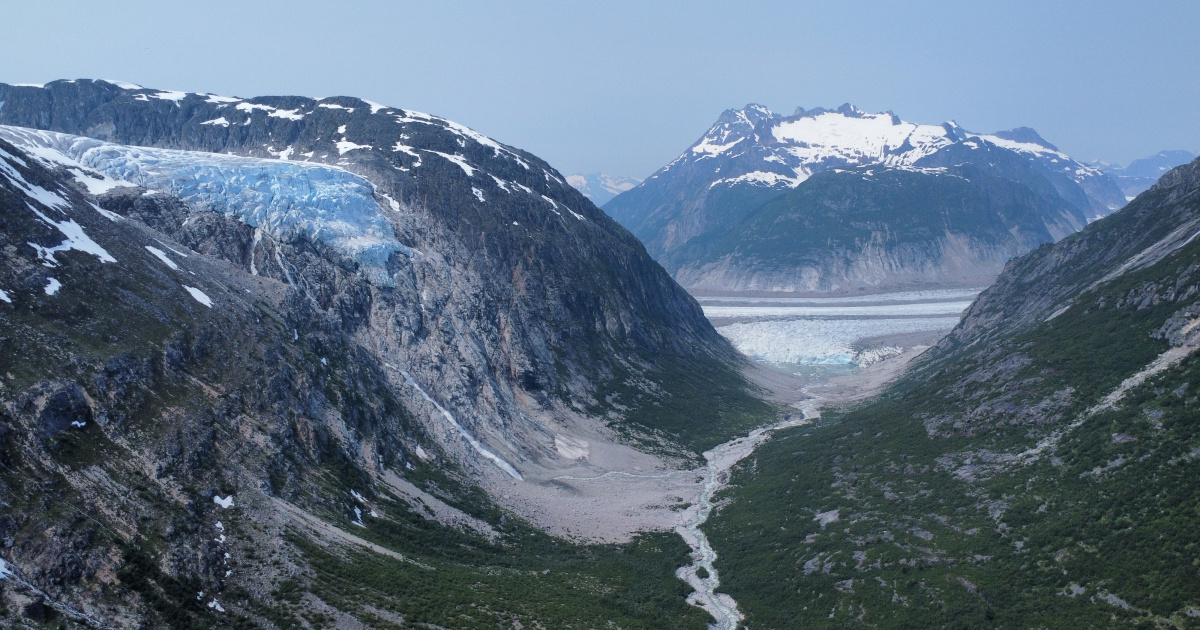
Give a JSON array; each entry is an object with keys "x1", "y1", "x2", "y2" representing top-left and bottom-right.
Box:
[
  {"x1": 717, "y1": 316, "x2": 962, "y2": 366},
  {"x1": 700, "y1": 289, "x2": 977, "y2": 367},
  {"x1": 702, "y1": 300, "x2": 971, "y2": 320},
  {"x1": 0, "y1": 125, "x2": 411, "y2": 285}
]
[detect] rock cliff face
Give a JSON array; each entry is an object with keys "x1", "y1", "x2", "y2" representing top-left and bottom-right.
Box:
[
  {"x1": 605, "y1": 104, "x2": 1126, "y2": 294},
  {"x1": 948, "y1": 156, "x2": 1200, "y2": 343},
  {"x1": 0, "y1": 80, "x2": 763, "y2": 628}
]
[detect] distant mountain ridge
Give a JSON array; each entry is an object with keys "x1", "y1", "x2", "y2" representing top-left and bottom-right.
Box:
[
  {"x1": 565, "y1": 172, "x2": 640, "y2": 207},
  {"x1": 605, "y1": 103, "x2": 1126, "y2": 294},
  {"x1": 1095, "y1": 149, "x2": 1197, "y2": 200}
]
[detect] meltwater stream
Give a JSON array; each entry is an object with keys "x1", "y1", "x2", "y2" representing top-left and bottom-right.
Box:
[{"x1": 675, "y1": 397, "x2": 820, "y2": 629}]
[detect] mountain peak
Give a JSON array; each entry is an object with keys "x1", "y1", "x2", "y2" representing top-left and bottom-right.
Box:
[
  {"x1": 1094, "y1": 149, "x2": 1198, "y2": 199},
  {"x1": 715, "y1": 103, "x2": 777, "y2": 127},
  {"x1": 990, "y1": 127, "x2": 1058, "y2": 151}
]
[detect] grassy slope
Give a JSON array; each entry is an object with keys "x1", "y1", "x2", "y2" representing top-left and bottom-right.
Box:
[{"x1": 592, "y1": 350, "x2": 777, "y2": 458}]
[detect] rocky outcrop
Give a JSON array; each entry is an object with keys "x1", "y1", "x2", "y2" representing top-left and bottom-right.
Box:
[{"x1": 946, "y1": 157, "x2": 1200, "y2": 344}]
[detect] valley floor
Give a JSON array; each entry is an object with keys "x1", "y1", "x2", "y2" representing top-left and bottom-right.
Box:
[
  {"x1": 489, "y1": 290, "x2": 961, "y2": 545},
  {"x1": 480, "y1": 289, "x2": 965, "y2": 628}
]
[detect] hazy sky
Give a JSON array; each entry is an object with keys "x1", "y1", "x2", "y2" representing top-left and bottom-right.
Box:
[{"x1": 2, "y1": 1, "x2": 1197, "y2": 178}]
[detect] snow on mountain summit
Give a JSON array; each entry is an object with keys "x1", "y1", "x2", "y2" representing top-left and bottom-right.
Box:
[{"x1": 656, "y1": 103, "x2": 1111, "y2": 196}]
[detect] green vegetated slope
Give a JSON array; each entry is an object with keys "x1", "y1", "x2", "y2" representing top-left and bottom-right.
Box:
[
  {"x1": 680, "y1": 165, "x2": 1075, "y2": 270},
  {"x1": 590, "y1": 343, "x2": 775, "y2": 458},
  {"x1": 282, "y1": 485, "x2": 708, "y2": 630},
  {"x1": 706, "y1": 160, "x2": 1200, "y2": 628}
]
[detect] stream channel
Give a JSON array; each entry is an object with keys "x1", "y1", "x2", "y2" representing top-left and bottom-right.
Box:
[
  {"x1": 674, "y1": 396, "x2": 820, "y2": 629},
  {"x1": 675, "y1": 289, "x2": 974, "y2": 627}
]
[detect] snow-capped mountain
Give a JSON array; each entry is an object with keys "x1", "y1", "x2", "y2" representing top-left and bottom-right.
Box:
[
  {"x1": 1095, "y1": 149, "x2": 1197, "y2": 200},
  {"x1": 668, "y1": 104, "x2": 1117, "y2": 202},
  {"x1": 565, "y1": 172, "x2": 641, "y2": 207},
  {"x1": 604, "y1": 104, "x2": 1127, "y2": 294}
]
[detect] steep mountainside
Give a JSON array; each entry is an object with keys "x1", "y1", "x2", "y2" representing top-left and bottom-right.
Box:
[
  {"x1": 705, "y1": 158, "x2": 1200, "y2": 627},
  {"x1": 0, "y1": 80, "x2": 770, "y2": 628},
  {"x1": 605, "y1": 104, "x2": 1126, "y2": 293},
  {"x1": 1097, "y1": 149, "x2": 1197, "y2": 200},
  {"x1": 0, "y1": 80, "x2": 766, "y2": 466}
]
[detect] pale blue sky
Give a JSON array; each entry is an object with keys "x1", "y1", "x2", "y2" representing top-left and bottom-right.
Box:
[{"x1": 1, "y1": 1, "x2": 1196, "y2": 178}]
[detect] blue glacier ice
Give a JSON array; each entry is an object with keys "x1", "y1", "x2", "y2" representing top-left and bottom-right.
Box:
[{"x1": 0, "y1": 126, "x2": 409, "y2": 284}]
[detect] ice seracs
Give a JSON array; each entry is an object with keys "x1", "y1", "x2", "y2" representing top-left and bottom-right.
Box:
[{"x1": 0, "y1": 125, "x2": 409, "y2": 284}]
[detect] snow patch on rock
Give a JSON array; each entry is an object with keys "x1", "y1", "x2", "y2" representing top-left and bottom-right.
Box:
[
  {"x1": 145, "y1": 245, "x2": 179, "y2": 270},
  {"x1": 184, "y1": 286, "x2": 213, "y2": 308}
]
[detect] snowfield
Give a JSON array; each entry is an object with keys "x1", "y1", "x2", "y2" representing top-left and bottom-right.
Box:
[{"x1": 658, "y1": 103, "x2": 1113, "y2": 202}]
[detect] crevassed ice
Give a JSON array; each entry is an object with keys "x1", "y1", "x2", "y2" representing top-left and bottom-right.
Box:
[
  {"x1": 697, "y1": 287, "x2": 983, "y2": 306},
  {"x1": 717, "y1": 317, "x2": 961, "y2": 365},
  {"x1": 0, "y1": 126, "x2": 409, "y2": 284}
]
